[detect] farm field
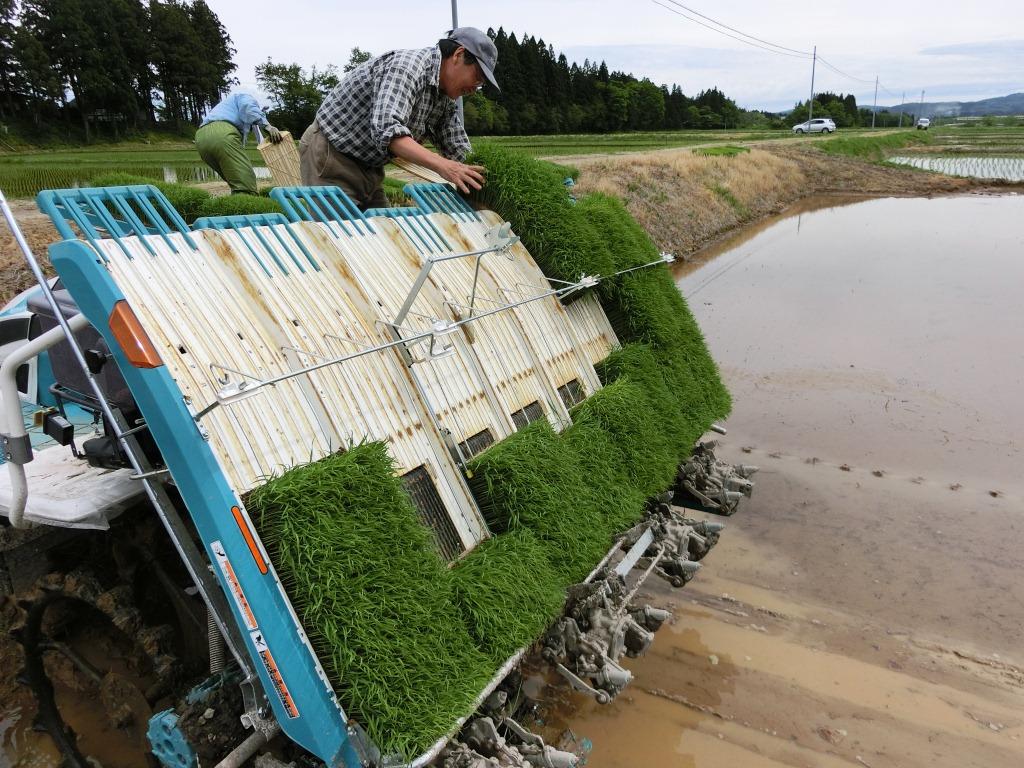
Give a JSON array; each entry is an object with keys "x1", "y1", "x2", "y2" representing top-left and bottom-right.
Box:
[{"x1": 0, "y1": 126, "x2": 898, "y2": 198}]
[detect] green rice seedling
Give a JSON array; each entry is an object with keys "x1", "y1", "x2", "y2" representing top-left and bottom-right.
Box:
[
  {"x1": 451, "y1": 529, "x2": 566, "y2": 663},
  {"x1": 250, "y1": 443, "x2": 493, "y2": 760},
  {"x1": 596, "y1": 343, "x2": 707, "y2": 458},
  {"x1": 468, "y1": 143, "x2": 614, "y2": 284},
  {"x1": 382, "y1": 176, "x2": 412, "y2": 206},
  {"x1": 561, "y1": 409, "x2": 648, "y2": 533},
  {"x1": 569, "y1": 377, "x2": 678, "y2": 496},
  {"x1": 467, "y1": 419, "x2": 613, "y2": 582},
  {"x1": 198, "y1": 193, "x2": 284, "y2": 220}
]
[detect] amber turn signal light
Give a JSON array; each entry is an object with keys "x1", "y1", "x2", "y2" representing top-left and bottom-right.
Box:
[{"x1": 108, "y1": 300, "x2": 163, "y2": 368}]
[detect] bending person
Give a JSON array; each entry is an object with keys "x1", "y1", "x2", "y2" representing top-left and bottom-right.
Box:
[
  {"x1": 196, "y1": 92, "x2": 284, "y2": 195},
  {"x1": 300, "y1": 27, "x2": 499, "y2": 209}
]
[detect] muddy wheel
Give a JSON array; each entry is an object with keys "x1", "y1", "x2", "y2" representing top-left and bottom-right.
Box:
[
  {"x1": 795, "y1": 128, "x2": 805, "y2": 134},
  {"x1": 10, "y1": 571, "x2": 179, "y2": 767}
]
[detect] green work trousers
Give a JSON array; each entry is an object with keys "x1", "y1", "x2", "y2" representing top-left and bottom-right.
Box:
[{"x1": 195, "y1": 121, "x2": 258, "y2": 195}]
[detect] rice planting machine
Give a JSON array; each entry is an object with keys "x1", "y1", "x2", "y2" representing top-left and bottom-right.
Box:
[{"x1": 0, "y1": 181, "x2": 753, "y2": 767}]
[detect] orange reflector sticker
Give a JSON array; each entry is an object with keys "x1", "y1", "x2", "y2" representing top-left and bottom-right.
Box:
[
  {"x1": 232, "y1": 505, "x2": 269, "y2": 575},
  {"x1": 108, "y1": 300, "x2": 163, "y2": 368}
]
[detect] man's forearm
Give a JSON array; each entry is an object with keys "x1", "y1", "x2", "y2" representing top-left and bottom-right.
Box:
[
  {"x1": 388, "y1": 135, "x2": 485, "y2": 193},
  {"x1": 389, "y1": 136, "x2": 447, "y2": 171}
]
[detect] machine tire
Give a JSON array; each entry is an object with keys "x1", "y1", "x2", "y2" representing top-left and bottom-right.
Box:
[{"x1": 10, "y1": 571, "x2": 179, "y2": 767}]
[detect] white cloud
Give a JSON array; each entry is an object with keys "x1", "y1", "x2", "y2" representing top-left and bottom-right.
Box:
[{"x1": 209, "y1": 0, "x2": 1024, "y2": 112}]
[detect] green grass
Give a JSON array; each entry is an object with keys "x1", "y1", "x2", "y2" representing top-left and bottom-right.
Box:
[
  {"x1": 484, "y1": 129, "x2": 792, "y2": 157},
  {"x1": 197, "y1": 193, "x2": 284, "y2": 219},
  {"x1": 710, "y1": 184, "x2": 749, "y2": 216},
  {"x1": 817, "y1": 130, "x2": 932, "y2": 161}
]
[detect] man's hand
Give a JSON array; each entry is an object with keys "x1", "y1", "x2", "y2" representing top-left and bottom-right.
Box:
[
  {"x1": 264, "y1": 124, "x2": 284, "y2": 144},
  {"x1": 437, "y1": 158, "x2": 486, "y2": 194},
  {"x1": 389, "y1": 136, "x2": 486, "y2": 194}
]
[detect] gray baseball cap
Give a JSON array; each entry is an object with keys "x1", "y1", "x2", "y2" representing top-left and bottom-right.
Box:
[{"x1": 448, "y1": 27, "x2": 500, "y2": 92}]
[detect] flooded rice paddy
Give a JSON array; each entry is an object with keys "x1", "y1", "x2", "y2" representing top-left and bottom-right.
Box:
[
  {"x1": 4, "y1": 194, "x2": 1024, "y2": 767},
  {"x1": 888, "y1": 155, "x2": 1024, "y2": 181},
  {"x1": 555, "y1": 193, "x2": 1024, "y2": 767}
]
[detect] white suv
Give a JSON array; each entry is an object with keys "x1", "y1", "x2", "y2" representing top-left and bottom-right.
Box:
[
  {"x1": 792, "y1": 118, "x2": 836, "y2": 134},
  {"x1": 916, "y1": 118, "x2": 930, "y2": 130}
]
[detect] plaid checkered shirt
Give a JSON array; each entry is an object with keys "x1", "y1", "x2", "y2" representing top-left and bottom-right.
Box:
[{"x1": 316, "y1": 46, "x2": 471, "y2": 167}]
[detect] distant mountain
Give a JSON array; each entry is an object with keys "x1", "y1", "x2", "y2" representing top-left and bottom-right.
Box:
[{"x1": 878, "y1": 92, "x2": 1024, "y2": 118}]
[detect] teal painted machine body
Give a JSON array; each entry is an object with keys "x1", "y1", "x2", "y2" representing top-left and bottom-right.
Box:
[{"x1": 37, "y1": 185, "x2": 366, "y2": 768}]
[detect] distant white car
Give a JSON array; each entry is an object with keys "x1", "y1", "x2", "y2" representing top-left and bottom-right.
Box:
[
  {"x1": 792, "y1": 118, "x2": 836, "y2": 134},
  {"x1": 916, "y1": 118, "x2": 931, "y2": 130}
]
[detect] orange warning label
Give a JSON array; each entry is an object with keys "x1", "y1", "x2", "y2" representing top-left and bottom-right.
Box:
[
  {"x1": 211, "y1": 540, "x2": 258, "y2": 631},
  {"x1": 251, "y1": 631, "x2": 300, "y2": 719}
]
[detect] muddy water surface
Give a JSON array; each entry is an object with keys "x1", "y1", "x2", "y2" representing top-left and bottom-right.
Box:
[{"x1": 556, "y1": 194, "x2": 1024, "y2": 767}]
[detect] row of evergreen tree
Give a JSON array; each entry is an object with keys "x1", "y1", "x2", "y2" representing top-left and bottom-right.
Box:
[
  {"x1": 0, "y1": 0, "x2": 235, "y2": 141},
  {"x1": 0, "y1": 6, "x2": 890, "y2": 143},
  {"x1": 464, "y1": 28, "x2": 753, "y2": 134}
]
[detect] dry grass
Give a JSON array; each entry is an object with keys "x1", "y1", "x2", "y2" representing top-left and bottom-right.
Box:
[{"x1": 573, "y1": 149, "x2": 806, "y2": 257}]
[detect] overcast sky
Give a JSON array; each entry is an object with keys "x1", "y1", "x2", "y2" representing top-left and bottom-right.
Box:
[{"x1": 212, "y1": 0, "x2": 1024, "y2": 111}]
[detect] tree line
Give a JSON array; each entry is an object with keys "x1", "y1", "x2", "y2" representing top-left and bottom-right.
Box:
[
  {"x1": 0, "y1": 0, "x2": 235, "y2": 141},
  {"x1": 257, "y1": 30, "x2": 784, "y2": 137}
]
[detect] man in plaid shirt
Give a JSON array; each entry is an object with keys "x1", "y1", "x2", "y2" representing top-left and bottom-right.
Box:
[{"x1": 299, "y1": 27, "x2": 499, "y2": 209}]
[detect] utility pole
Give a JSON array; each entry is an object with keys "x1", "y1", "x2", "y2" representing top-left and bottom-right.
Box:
[
  {"x1": 898, "y1": 91, "x2": 905, "y2": 128},
  {"x1": 918, "y1": 89, "x2": 925, "y2": 123},
  {"x1": 807, "y1": 45, "x2": 817, "y2": 125},
  {"x1": 871, "y1": 76, "x2": 879, "y2": 128},
  {"x1": 452, "y1": 0, "x2": 463, "y2": 121}
]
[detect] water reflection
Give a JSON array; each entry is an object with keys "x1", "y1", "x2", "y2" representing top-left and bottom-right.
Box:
[
  {"x1": 677, "y1": 193, "x2": 1024, "y2": 487},
  {"x1": 161, "y1": 165, "x2": 270, "y2": 183}
]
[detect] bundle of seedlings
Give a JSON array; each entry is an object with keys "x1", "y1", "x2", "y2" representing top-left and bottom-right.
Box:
[
  {"x1": 596, "y1": 343, "x2": 708, "y2": 459},
  {"x1": 565, "y1": 377, "x2": 678, "y2": 497},
  {"x1": 561, "y1": 402, "x2": 649, "y2": 533},
  {"x1": 470, "y1": 146, "x2": 730, "y2": 426},
  {"x1": 451, "y1": 529, "x2": 567, "y2": 663},
  {"x1": 469, "y1": 143, "x2": 615, "y2": 284},
  {"x1": 576, "y1": 191, "x2": 731, "y2": 421},
  {"x1": 250, "y1": 443, "x2": 493, "y2": 760},
  {"x1": 467, "y1": 419, "x2": 615, "y2": 582}
]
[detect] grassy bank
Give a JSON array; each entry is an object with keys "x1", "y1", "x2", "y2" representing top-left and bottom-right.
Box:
[
  {"x1": 574, "y1": 148, "x2": 806, "y2": 257},
  {"x1": 817, "y1": 130, "x2": 932, "y2": 161}
]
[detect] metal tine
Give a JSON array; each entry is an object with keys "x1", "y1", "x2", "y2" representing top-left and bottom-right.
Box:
[
  {"x1": 272, "y1": 222, "x2": 320, "y2": 272},
  {"x1": 105, "y1": 192, "x2": 159, "y2": 257},
  {"x1": 68, "y1": 195, "x2": 129, "y2": 261},
  {"x1": 252, "y1": 223, "x2": 302, "y2": 274},
  {"x1": 132, "y1": 189, "x2": 198, "y2": 254},
  {"x1": 230, "y1": 227, "x2": 275, "y2": 278}
]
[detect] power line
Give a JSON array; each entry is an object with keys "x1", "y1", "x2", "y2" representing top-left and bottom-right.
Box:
[
  {"x1": 816, "y1": 56, "x2": 875, "y2": 85},
  {"x1": 658, "y1": 0, "x2": 812, "y2": 57},
  {"x1": 651, "y1": 1, "x2": 915, "y2": 110},
  {"x1": 650, "y1": 1, "x2": 813, "y2": 59}
]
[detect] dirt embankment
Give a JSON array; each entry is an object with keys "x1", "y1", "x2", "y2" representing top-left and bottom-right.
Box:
[
  {"x1": 0, "y1": 144, "x2": 1002, "y2": 307},
  {"x1": 571, "y1": 144, "x2": 980, "y2": 261}
]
